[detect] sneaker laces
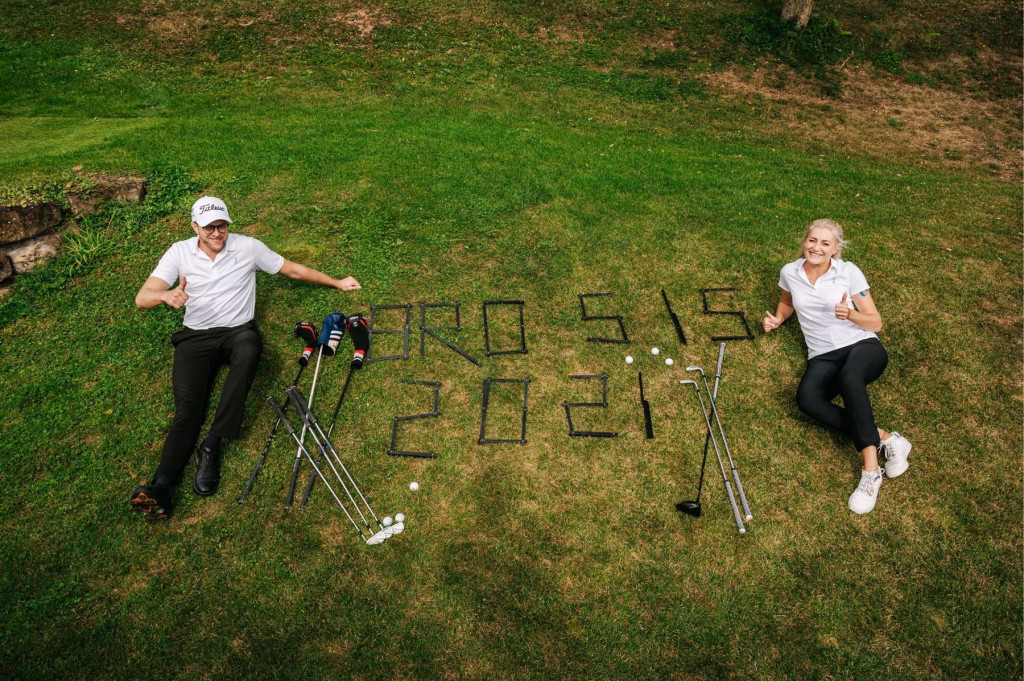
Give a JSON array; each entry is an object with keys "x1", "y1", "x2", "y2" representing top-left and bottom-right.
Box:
[{"x1": 857, "y1": 471, "x2": 881, "y2": 497}]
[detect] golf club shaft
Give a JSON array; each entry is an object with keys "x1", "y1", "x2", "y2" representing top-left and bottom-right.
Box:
[
  {"x1": 268, "y1": 397, "x2": 367, "y2": 540},
  {"x1": 287, "y1": 386, "x2": 382, "y2": 529},
  {"x1": 690, "y1": 382, "x2": 745, "y2": 533},
  {"x1": 695, "y1": 343, "x2": 727, "y2": 503},
  {"x1": 299, "y1": 365, "x2": 355, "y2": 509},
  {"x1": 238, "y1": 363, "x2": 305, "y2": 503},
  {"x1": 285, "y1": 347, "x2": 324, "y2": 509},
  {"x1": 699, "y1": 373, "x2": 752, "y2": 521},
  {"x1": 292, "y1": 402, "x2": 375, "y2": 534}
]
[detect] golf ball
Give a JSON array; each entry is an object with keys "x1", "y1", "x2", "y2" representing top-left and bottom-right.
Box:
[
  {"x1": 383, "y1": 516, "x2": 393, "y2": 527},
  {"x1": 395, "y1": 513, "x2": 405, "y2": 523},
  {"x1": 665, "y1": 358, "x2": 674, "y2": 366},
  {"x1": 409, "y1": 481, "x2": 420, "y2": 491},
  {"x1": 625, "y1": 355, "x2": 634, "y2": 364},
  {"x1": 651, "y1": 347, "x2": 660, "y2": 355}
]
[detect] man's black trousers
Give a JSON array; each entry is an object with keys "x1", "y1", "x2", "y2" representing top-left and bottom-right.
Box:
[{"x1": 154, "y1": 321, "x2": 262, "y2": 484}]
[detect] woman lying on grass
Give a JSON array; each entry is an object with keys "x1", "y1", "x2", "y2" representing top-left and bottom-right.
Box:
[{"x1": 763, "y1": 219, "x2": 911, "y2": 514}]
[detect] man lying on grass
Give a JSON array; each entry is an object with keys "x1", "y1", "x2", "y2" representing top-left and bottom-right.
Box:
[{"x1": 130, "y1": 196, "x2": 360, "y2": 520}]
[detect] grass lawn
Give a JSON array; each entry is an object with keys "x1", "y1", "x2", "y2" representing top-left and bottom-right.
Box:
[{"x1": 0, "y1": 2, "x2": 1021, "y2": 679}]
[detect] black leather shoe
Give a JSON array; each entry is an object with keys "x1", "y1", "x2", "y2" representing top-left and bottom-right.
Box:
[
  {"x1": 193, "y1": 440, "x2": 221, "y2": 496},
  {"x1": 131, "y1": 484, "x2": 172, "y2": 520}
]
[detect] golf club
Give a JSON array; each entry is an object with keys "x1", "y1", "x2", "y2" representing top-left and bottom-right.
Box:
[
  {"x1": 284, "y1": 313, "x2": 345, "y2": 509},
  {"x1": 286, "y1": 386, "x2": 385, "y2": 538},
  {"x1": 298, "y1": 363, "x2": 355, "y2": 509},
  {"x1": 680, "y1": 379, "x2": 746, "y2": 533},
  {"x1": 300, "y1": 312, "x2": 371, "y2": 508},
  {"x1": 267, "y1": 396, "x2": 382, "y2": 544},
  {"x1": 686, "y1": 364, "x2": 752, "y2": 521},
  {"x1": 676, "y1": 343, "x2": 726, "y2": 517},
  {"x1": 237, "y1": 321, "x2": 318, "y2": 503}
]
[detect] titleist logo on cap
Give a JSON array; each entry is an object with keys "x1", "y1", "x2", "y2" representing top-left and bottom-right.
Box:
[{"x1": 191, "y1": 196, "x2": 232, "y2": 227}]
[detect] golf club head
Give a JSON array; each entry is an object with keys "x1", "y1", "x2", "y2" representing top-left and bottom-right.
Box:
[
  {"x1": 365, "y1": 529, "x2": 389, "y2": 545},
  {"x1": 676, "y1": 500, "x2": 702, "y2": 517},
  {"x1": 679, "y1": 379, "x2": 698, "y2": 387},
  {"x1": 685, "y1": 365, "x2": 705, "y2": 376}
]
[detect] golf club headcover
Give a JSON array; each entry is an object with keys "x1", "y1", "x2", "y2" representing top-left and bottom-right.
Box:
[
  {"x1": 294, "y1": 321, "x2": 319, "y2": 366},
  {"x1": 319, "y1": 312, "x2": 347, "y2": 357},
  {"x1": 346, "y1": 313, "x2": 370, "y2": 368}
]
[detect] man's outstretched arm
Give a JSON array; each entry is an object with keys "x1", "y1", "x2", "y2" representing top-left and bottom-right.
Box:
[
  {"x1": 136, "y1": 276, "x2": 187, "y2": 309},
  {"x1": 278, "y1": 260, "x2": 361, "y2": 291}
]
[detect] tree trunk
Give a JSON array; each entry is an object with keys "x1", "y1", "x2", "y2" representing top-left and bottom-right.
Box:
[{"x1": 781, "y1": 0, "x2": 814, "y2": 28}]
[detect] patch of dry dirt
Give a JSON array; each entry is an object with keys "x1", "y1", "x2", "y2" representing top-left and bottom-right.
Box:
[
  {"x1": 146, "y1": 11, "x2": 207, "y2": 50},
  {"x1": 332, "y1": 6, "x2": 392, "y2": 40},
  {"x1": 703, "y1": 63, "x2": 1022, "y2": 180}
]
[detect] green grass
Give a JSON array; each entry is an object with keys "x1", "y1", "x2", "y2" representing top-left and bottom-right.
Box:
[{"x1": 0, "y1": 2, "x2": 1021, "y2": 679}]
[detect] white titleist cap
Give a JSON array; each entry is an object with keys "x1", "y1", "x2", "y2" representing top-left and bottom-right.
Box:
[{"x1": 191, "y1": 196, "x2": 233, "y2": 227}]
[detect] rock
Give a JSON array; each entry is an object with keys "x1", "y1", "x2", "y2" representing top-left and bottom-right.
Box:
[
  {"x1": 68, "y1": 174, "x2": 147, "y2": 217},
  {"x1": 6, "y1": 234, "x2": 60, "y2": 273},
  {"x1": 0, "y1": 250, "x2": 12, "y2": 284},
  {"x1": 0, "y1": 203, "x2": 63, "y2": 245}
]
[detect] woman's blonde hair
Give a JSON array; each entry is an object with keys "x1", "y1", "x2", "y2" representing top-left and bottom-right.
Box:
[{"x1": 802, "y1": 219, "x2": 848, "y2": 259}]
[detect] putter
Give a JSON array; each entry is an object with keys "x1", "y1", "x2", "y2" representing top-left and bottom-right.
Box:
[
  {"x1": 676, "y1": 343, "x2": 726, "y2": 517},
  {"x1": 686, "y1": 364, "x2": 752, "y2": 521},
  {"x1": 680, "y1": 379, "x2": 746, "y2": 533}
]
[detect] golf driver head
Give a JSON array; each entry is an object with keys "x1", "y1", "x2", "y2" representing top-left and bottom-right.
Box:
[{"x1": 676, "y1": 500, "x2": 702, "y2": 518}]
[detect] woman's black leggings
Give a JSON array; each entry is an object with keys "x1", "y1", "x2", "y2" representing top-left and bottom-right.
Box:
[{"x1": 796, "y1": 338, "x2": 888, "y2": 452}]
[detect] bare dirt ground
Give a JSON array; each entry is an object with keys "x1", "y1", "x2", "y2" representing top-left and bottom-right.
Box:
[{"x1": 704, "y1": 63, "x2": 1022, "y2": 180}]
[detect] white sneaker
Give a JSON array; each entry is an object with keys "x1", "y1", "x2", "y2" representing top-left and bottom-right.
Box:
[
  {"x1": 848, "y1": 469, "x2": 884, "y2": 514},
  {"x1": 881, "y1": 432, "x2": 912, "y2": 478}
]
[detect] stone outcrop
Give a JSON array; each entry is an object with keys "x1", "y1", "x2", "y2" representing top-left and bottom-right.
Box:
[
  {"x1": 5, "y1": 234, "x2": 61, "y2": 274},
  {"x1": 0, "y1": 172, "x2": 147, "y2": 289},
  {"x1": 67, "y1": 174, "x2": 147, "y2": 217},
  {"x1": 0, "y1": 203, "x2": 63, "y2": 244},
  {"x1": 0, "y1": 251, "x2": 12, "y2": 284}
]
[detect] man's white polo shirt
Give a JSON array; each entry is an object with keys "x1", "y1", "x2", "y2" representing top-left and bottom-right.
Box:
[
  {"x1": 150, "y1": 234, "x2": 285, "y2": 330},
  {"x1": 779, "y1": 257, "x2": 877, "y2": 359}
]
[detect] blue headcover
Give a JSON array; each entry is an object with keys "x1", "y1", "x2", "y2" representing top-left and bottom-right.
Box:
[{"x1": 318, "y1": 312, "x2": 347, "y2": 356}]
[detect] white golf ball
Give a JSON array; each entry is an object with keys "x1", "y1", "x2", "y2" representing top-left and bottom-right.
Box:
[
  {"x1": 395, "y1": 513, "x2": 405, "y2": 523},
  {"x1": 665, "y1": 358, "x2": 674, "y2": 366},
  {"x1": 382, "y1": 516, "x2": 393, "y2": 527},
  {"x1": 409, "y1": 481, "x2": 420, "y2": 491},
  {"x1": 651, "y1": 347, "x2": 660, "y2": 355},
  {"x1": 625, "y1": 355, "x2": 634, "y2": 364}
]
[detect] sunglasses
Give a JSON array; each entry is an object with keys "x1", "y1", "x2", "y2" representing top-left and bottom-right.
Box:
[{"x1": 199, "y1": 223, "x2": 229, "y2": 234}]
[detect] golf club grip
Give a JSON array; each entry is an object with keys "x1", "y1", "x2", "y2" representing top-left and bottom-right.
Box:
[
  {"x1": 734, "y1": 472, "x2": 752, "y2": 520},
  {"x1": 238, "y1": 414, "x2": 282, "y2": 503},
  {"x1": 642, "y1": 401, "x2": 654, "y2": 439},
  {"x1": 724, "y1": 479, "x2": 746, "y2": 533},
  {"x1": 284, "y1": 456, "x2": 303, "y2": 509},
  {"x1": 238, "y1": 433, "x2": 273, "y2": 503},
  {"x1": 298, "y1": 456, "x2": 321, "y2": 509}
]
